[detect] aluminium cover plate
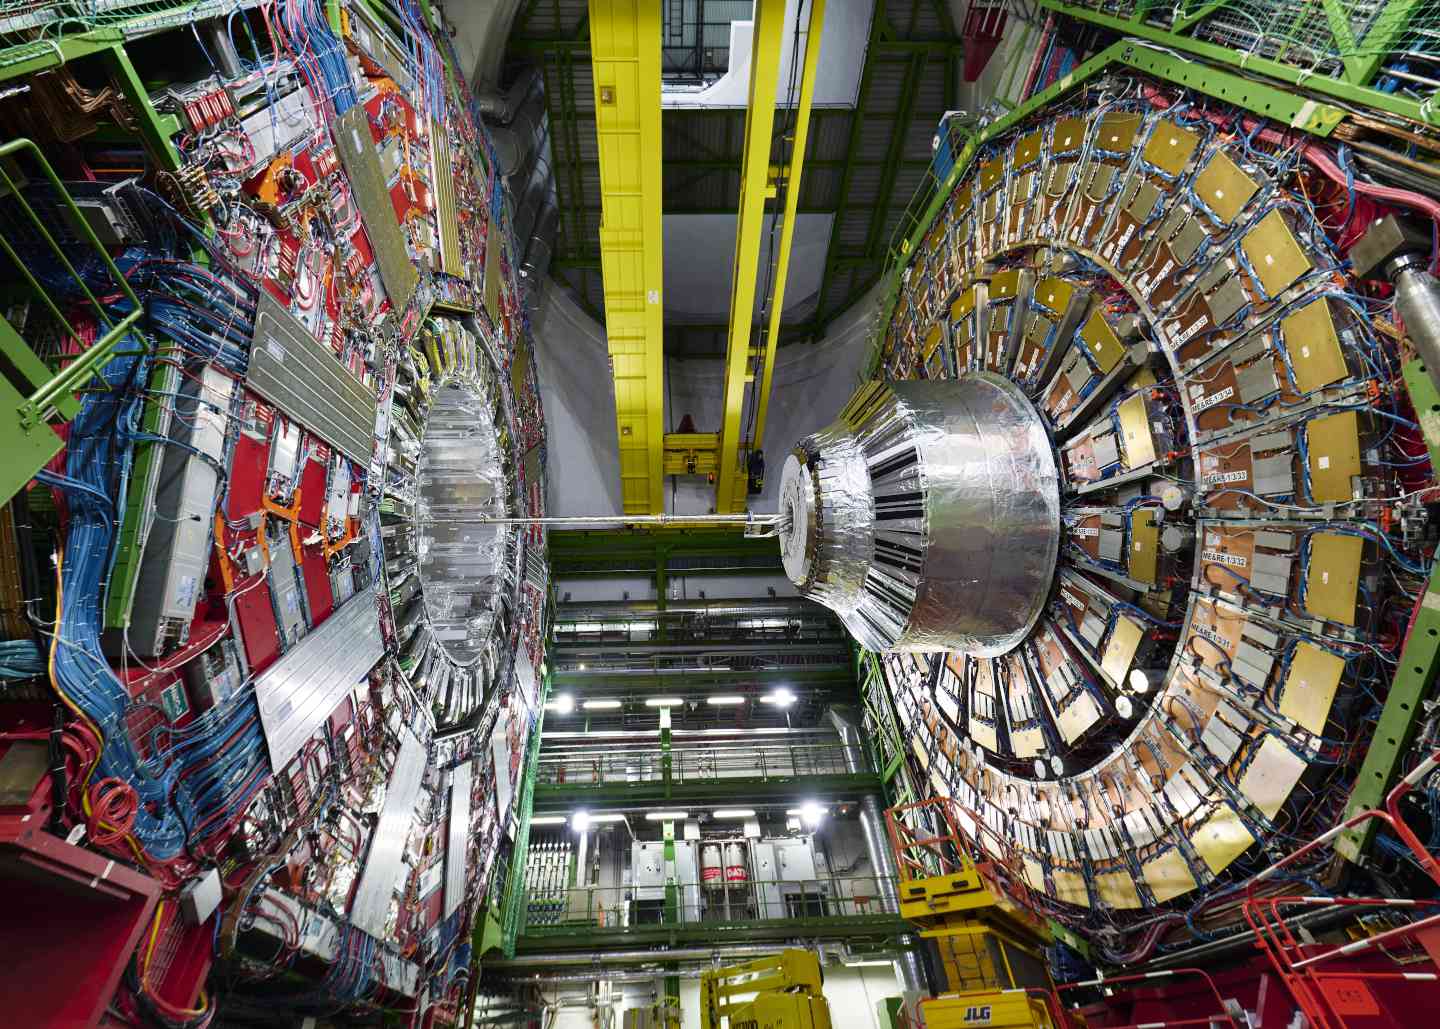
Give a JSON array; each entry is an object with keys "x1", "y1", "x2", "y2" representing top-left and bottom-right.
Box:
[
  {"x1": 351, "y1": 726, "x2": 429, "y2": 938},
  {"x1": 248, "y1": 291, "x2": 377, "y2": 464},
  {"x1": 335, "y1": 105, "x2": 419, "y2": 313},
  {"x1": 254, "y1": 590, "x2": 384, "y2": 772}
]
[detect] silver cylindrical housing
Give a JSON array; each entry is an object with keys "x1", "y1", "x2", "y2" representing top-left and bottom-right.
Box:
[{"x1": 780, "y1": 373, "x2": 1060, "y2": 655}]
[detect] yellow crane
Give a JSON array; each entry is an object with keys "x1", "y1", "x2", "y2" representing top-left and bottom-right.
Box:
[{"x1": 699, "y1": 950, "x2": 832, "y2": 1029}]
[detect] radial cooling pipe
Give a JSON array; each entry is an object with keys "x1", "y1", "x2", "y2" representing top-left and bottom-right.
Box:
[
  {"x1": 1353, "y1": 214, "x2": 1440, "y2": 396},
  {"x1": 778, "y1": 374, "x2": 1060, "y2": 654}
]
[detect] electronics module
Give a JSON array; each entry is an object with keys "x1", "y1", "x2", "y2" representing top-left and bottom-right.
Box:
[{"x1": 0, "y1": 2, "x2": 548, "y2": 1026}]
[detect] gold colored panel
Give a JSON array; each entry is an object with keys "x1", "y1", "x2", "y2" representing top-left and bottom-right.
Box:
[
  {"x1": 1096, "y1": 112, "x2": 1142, "y2": 152},
  {"x1": 1117, "y1": 393, "x2": 1156, "y2": 467},
  {"x1": 1281, "y1": 298, "x2": 1347, "y2": 394},
  {"x1": 1142, "y1": 850, "x2": 1197, "y2": 902},
  {"x1": 990, "y1": 269, "x2": 1022, "y2": 301},
  {"x1": 1130, "y1": 510, "x2": 1159, "y2": 585},
  {"x1": 1193, "y1": 149, "x2": 1259, "y2": 225},
  {"x1": 956, "y1": 178, "x2": 974, "y2": 211},
  {"x1": 1014, "y1": 129, "x2": 1043, "y2": 168},
  {"x1": 951, "y1": 288, "x2": 977, "y2": 321},
  {"x1": 1304, "y1": 532, "x2": 1364, "y2": 626},
  {"x1": 1280, "y1": 641, "x2": 1345, "y2": 734},
  {"x1": 1128, "y1": 366, "x2": 1158, "y2": 389},
  {"x1": 1079, "y1": 308, "x2": 1124, "y2": 373},
  {"x1": 911, "y1": 735, "x2": 930, "y2": 768},
  {"x1": 923, "y1": 323, "x2": 943, "y2": 360},
  {"x1": 1053, "y1": 869, "x2": 1090, "y2": 908},
  {"x1": 1032, "y1": 277, "x2": 1075, "y2": 318},
  {"x1": 1052, "y1": 116, "x2": 1086, "y2": 154},
  {"x1": 1239, "y1": 736, "x2": 1307, "y2": 820},
  {"x1": 1095, "y1": 870, "x2": 1143, "y2": 910},
  {"x1": 1306, "y1": 409, "x2": 1361, "y2": 503},
  {"x1": 1022, "y1": 858, "x2": 1045, "y2": 891},
  {"x1": 1242, "y1": 209, "x2": 1312, "y2": 297},
  {"x1": 980, "y1": 156, "x2": 1005, "y2": 191},
  {"x1": 1193, "y1": 806, "x2": 1256, "y2": 875},
  {"x1": 1011, "y1": 726, "x2": 1044, "y2": 757},
  {"x1": 970, "y1": 718, "x2": 998, "y2": 752},
  {"x1": 1056, "y1": 691, "x2": 1101, "y2": 743},
  {"x1": 1101, "y1": 616, "x2": 1144, "y2": 685},
  {"x1": 1141, "y1": 121, "x2": 1200, "y2": 178}
]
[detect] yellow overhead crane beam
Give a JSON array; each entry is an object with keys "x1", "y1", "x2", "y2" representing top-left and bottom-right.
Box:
[
  {"x1": 749, "y1": 0, "x2": 825, "y2": 491},
  {"x1": 711, "y1": 0, "x2": 784, "y2": 512},
  {"x1": 589, "y1": 0, "x2": 666, "y2": 513}
]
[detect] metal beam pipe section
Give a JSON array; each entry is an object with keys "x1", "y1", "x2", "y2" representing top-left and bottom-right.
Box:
[
  {"x1": 780, "y1": 374, "x2": 1060, "y2": 654},
  {"x1": 825, "y1": 707, "x2": 927, "y2": 993}
]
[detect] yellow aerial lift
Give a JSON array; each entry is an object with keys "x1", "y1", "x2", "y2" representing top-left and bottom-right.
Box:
[
  {"x1": 885, "y1": 799, "x2": 1061, "y2": 1029},
  {"x1": 699, "y1": 950, "x2": 832, "y2": 1029}
]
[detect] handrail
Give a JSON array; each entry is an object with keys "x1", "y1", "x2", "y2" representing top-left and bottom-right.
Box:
[
  {"x1": 535, "y1": 739, "x2": 867, "y2": 786},
  {"x1": 521, "y1": 873, "x2": 902, "y2": 932}
]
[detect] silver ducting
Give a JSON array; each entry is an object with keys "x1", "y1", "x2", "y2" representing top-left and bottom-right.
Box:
[
  {"x1": 825, "y1": 707, "x2": 928, "y2": 994},
  {"x1": 780, "y1": 373, "x2": 1060, "y2": 655},
  {"x1": 489, "y1": 944, "x2": 789, "y2": 968}
]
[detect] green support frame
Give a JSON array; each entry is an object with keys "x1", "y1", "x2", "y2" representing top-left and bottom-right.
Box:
[{"x1": 1336, "y1": 358, "x2": 1440, "y2": 860}]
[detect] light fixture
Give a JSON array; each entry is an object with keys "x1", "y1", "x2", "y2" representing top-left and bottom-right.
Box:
[
  {"x1": 644, "y1": 697, "x2": 682, "y2": 707},
  {"x1": 712, "y1": 809, "x2": 756, "y2": 819},
  {"x1": 578, "y1": 663, "x2": 587, "y2": 671},
  {"x1": 570, "y1": 810, "x2": 591, "y2": 831},
  {"x1": 797, "y1": 802, "x2": 825, "y2": 827},
  {"x1": 583, "y1": 699, "x2": 622, "y2": 710},
  {"x1": 588, "y1": 813, "x2": 626, "y2": 824},
  {"x1": 760, "y1": 689, "x2": 796, "y2": 707},
  {"x1": 707, "y1": 695, "x2": 745, "y2": 706},
  {"x1": 545, "y1": 694, "x2": 575, "y2": 715},
  {"x1": 530, "y1": 815, "x2": 566, "y2": 825},
  {"x1": 644, "y1": 811, "x2": 689, "y2": 821},
  {"x1": 843, "y1": 959, "x2": 897, "y2": 968}
]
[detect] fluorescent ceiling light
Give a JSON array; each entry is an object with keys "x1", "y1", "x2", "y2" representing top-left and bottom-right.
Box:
[
  {"x1": 583, "y1": 699, "x2": 622, "y2": 710},
  {"x1": 712, "y1": 809, "x2": 756, "y2": 819},
  {"x1": 844, "y1": 959, "x2": 897, "y2": 968},
  {"x1": 644, "y1": 811, "x2": 689, "y2": 821},
  {"x1": 645, "y1": 697, "x2": 683, "y2": 707},
  {"x1": 530, "y1": 815, "x2": 566, "y2": 825},
  {"x1": 578, "y1": 663, "x2": 587, "y2": 670},
  {"x1": 570, "y1": 811, "x2": 591, "y2": 831},
  {"x1": 545, "y1": 694, "x2": 575, "y2": 714},
  {"x1": 707, "y1": 695, "x2": 745, "y2": 706},
  {"x1": 798, "y1": 802, "x2": 825, "y2": 827},
  {"x1": 760, "y1": 689, "x2": 796, "y2": 707},
  {"x1": 588, "y1": 813, "x2": 626, "y2": 823}
]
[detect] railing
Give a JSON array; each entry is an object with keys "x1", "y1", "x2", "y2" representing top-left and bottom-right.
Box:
[
  {"x1": 536, "y1": 738, "x2": 864, "y2": 788},
  {"x1": 521, "y1": 874, "x2": 900, "y2": 934}
]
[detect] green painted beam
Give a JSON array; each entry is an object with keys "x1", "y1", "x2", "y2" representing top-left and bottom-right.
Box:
[
  {"x1": 514, "y1": 913, "x2": 910, "y2": 950},
  {"x1": 534, "y1": 773, "x2": 880, "y2": 806},
  {"x1": 1336, "y1": 358, "x2": 1440, "y2": 860},
  {"x1": 1034, "y1": 1, "x2": 1435, "y2": 127}
]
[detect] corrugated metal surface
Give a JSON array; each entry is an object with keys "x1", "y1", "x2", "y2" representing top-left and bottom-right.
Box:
[
  {"x1": 444, "y1": 760, "x2": 473, "y2": 919},
  {"x1": 254, "y1": 591, "x2": 384, "y2": 772},
  {"x1": 350, "y1": 727, "x2": 429, "y2": 938},
  {"x1": 247, "y1": 292, "x2": 378, "y2": 465}
]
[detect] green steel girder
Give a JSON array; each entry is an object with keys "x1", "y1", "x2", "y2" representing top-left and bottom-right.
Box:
[
  {"x1": 548, "y1": 527, "x2": 780, "y2": 573},
  {"x1": 493, "y1": 676, "x2": 552, "y2": 957},
  {"x1": 534, "y1": 771, "x2": 880, "y2": 806},
  {"x1": 1033, "y1": 1, "x2": 1437, "y2": 127},
  {"x1": 1335, "y1": 357, "x2": 1440, "y2": 860},
  {"x1": 515, "y1": 912, "x2": 910, "y2": 950},
  {"x1": 550, "y1": 667, "x2": 851, "y2": 689},
  {"x1": 872, "y1": 38, "x2": 1353, "y2": 375}
]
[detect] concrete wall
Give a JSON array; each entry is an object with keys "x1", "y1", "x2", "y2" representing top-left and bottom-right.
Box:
[{"x1": 532, "y1": 276, "x2": 879, "y2": 518}]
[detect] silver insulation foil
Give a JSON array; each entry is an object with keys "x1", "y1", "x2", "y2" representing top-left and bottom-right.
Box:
[
  {"x1": 779, "y1": 373, "x2": 1060, "y2": 655},
  {"x1": 414, "y1": 367, "x2": 519, "y2": 669}
]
